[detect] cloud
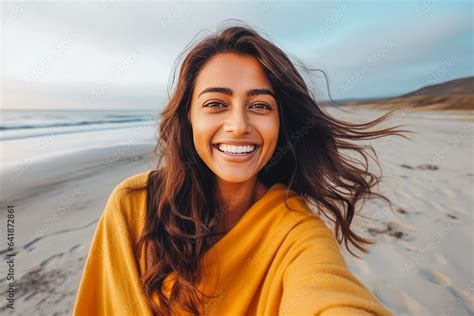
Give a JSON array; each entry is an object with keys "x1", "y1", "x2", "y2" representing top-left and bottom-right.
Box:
[
  {"x1": 3, "y1": 77, "x2": 166, "y2": 110},
  {"x1": 2, "y1": 1, "x2": 472, "y2": 107},
  {"x1": 299, "y1": 9, "x2": 472, "y2": 98}
]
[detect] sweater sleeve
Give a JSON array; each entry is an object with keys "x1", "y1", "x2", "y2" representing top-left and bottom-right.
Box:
[
  {"x1": 279, "y1": 215, "x2": 393, "y2": 316},
  {"x1": 72, "y1": 183, "x2": 151, "y2": 315}
]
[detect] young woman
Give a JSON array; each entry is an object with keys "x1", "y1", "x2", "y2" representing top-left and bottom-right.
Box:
[{"x1": 73, "y1": 23, "x2": 406, "y2": 315}]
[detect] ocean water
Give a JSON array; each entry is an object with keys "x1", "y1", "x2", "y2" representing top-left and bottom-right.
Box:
[
  {"x1": 0, "y1": 109, "x2": 158, "y2": 141},
  {"x1": 0, "y1": 109, "x2": 158, "y2": 171}
]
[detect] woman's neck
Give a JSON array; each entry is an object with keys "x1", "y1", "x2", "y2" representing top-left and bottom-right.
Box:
[{"x1": 213, "y1": 177, "x2": 268, "y2": 233}]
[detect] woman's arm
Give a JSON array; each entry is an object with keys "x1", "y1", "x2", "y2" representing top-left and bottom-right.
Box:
[
  {"x1": 279, "y1": 215, "x2": 393, "y2": 316},
  {"x1": 72, "y1": 183, "x2": 151, "y2": 315}
]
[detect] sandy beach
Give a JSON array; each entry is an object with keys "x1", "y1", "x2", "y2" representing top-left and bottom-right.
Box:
[
  {"x1": 0, "y1": 139, "x2": 157, "y2": 315},
  {"x1": 0, "y1": 107, "x2": 472, "y2": 315}
]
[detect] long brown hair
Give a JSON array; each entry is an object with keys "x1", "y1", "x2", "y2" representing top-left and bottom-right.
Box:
[{"x1": 127, "y1": 21, "x2": 410, "y2": 315}]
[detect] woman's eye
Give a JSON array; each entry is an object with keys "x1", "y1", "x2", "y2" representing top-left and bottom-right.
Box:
[
  {"x1": 250, "y1": 103, "x2": 271, "y2": 110},
  {"x1": 205, "y1": 102, "x2": 225, "y2": 108},
  {"x1": 204, "y1": 102, "x2": 271, "y2": 110}
]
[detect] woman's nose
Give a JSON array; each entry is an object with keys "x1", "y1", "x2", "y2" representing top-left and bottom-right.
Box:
[{"x1": 224, "y1": 107, "x2": 251, "y2": 135}]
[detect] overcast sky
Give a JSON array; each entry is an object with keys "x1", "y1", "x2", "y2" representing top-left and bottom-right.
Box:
[{"x1": 2, "y1": 0, "x2": 472, "y2": 110}]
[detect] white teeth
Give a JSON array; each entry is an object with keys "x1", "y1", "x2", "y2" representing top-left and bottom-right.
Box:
[{"x1": 217, "y1": 144, "x2": 256, "y2": 154}]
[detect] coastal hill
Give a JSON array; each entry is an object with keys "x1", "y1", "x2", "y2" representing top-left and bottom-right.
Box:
[{"x1": 346, "y1": 76, "x2": 474, "y2": 111}]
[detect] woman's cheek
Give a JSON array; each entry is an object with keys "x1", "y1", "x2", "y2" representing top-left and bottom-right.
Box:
[
  {"x1": 258, "y1": 118, "x2": 279, "y2": 142},
  {"x1": 192, "y1": 119, "x2": 217, "y2": 155}
]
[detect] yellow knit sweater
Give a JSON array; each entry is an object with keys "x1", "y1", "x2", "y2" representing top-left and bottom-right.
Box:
[{"x1": 73, "y1": 170, "x2": 392, "y2": 315}]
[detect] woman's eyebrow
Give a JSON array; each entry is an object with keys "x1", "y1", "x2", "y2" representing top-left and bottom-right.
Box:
[{"x1": 198, "y1": 87, "x2": 276, "y2": 99}]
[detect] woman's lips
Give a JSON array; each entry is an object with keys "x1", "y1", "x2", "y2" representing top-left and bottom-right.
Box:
[{"x1": 212, "y1": 144, "x2": 260, "y2": 163}]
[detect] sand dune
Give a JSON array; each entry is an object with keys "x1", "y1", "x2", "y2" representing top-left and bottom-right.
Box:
[{"x1": 346, "y1": 77, "x2": 474, "y2": 112}]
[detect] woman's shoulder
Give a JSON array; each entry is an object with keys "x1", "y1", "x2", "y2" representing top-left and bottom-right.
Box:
[
  {"x1": 114, "y1": 169, "x2": 153, "y2": 192},
  {"x1": 281, "y1": 193, "x2": 329, "y2": 232},
  {"x1": 109, "y1": 169, "x2": 153, "y2": 201},
  {"x1": 100, "y1": 169, "x2": 153, "y2": 235},
  {"x1": 280, "y1": 195, "x2": 345, "y2": 260}
]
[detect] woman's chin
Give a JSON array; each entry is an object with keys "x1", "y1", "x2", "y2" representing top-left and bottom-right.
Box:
[{"x1": 214, "y1": 172, "x2": 255, "y2": 185}]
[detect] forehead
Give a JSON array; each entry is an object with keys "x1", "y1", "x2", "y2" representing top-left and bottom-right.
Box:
[{"x1": 193, "y1": 53, "x2": 272, "y2": 93}]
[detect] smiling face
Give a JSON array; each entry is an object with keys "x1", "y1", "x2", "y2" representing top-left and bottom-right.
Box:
[{"x1": 188, "y1": 52, "x2": 280, "y2": 184}]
